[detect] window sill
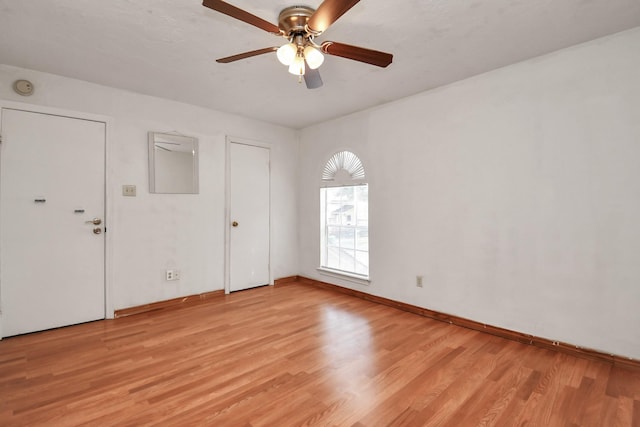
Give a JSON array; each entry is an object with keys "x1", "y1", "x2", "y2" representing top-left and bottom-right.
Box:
[{"x1": 317, "y1": 267, "x2": 370, "y2": 286}]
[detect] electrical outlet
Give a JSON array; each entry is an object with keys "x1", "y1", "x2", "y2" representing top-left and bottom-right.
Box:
[
  {"x1": 166, "y1": 269, "x2": 180, "y2": 281},
  {"x1": 416, "y1": 275, "x2": 423, "y2": 287}
]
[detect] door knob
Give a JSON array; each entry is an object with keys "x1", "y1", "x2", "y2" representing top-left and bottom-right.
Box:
[
  {"x1": 93, "y1": 227, "x2": 102, "y2": 235},
  {"x1": 85, "y1": 218, "x2": 102, "y2": 225},
  {"x1": 232, "y1": 221, "x2": 239, "y2": 227}
]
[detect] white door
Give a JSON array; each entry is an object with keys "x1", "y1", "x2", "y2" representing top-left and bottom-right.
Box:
[
  {"x1": 0, "y1": 108, "x2": 105, "y2": 337},
  {"x1": 229, "y1": 142, "x2": 270, "y2": 292}
]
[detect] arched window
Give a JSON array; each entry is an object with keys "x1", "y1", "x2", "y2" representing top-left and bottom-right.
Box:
[{"x1": 320, "y1": 151, "x2": 368, "y2": 278}]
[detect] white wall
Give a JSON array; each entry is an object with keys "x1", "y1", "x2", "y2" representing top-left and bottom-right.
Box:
[
  {"x1": 0, "y1": 64, "x2": 299, "y2": 313},
  {"x1": 298, "y1": 28, "x2": 640, "y2": 359}
]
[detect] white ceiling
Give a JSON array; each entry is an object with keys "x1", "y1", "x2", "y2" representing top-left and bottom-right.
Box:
[{"x1": 1, "y1": 0, "x2": 639, "y2": 129}]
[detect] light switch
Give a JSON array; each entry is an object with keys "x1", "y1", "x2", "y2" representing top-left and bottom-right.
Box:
[{"x1": 122, "y1": 185, "x2": 136, "y2": 197}]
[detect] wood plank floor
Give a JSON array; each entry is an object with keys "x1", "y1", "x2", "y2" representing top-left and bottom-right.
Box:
[{"x1": 1, "y1": 282, "x2": 639, "y2": 426}]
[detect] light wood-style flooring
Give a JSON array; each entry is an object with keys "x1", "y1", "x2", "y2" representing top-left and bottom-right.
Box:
[{"x1": 1, "y1": 282, "x2": 639, "y2": 426}]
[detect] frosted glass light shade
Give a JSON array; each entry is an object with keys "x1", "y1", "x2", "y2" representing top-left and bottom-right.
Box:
[
  {"x1": 304, "y1": 46, "x2": 324, "y2": 69},
  {"x1": 277, "y1": 43, "x2": 297, "y2": 66},
  {"x1": 288, "y1": 55, "x2": 305, "y2": 75}
]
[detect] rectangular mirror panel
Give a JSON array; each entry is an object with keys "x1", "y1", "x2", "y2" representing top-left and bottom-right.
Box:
[{"x1": 148, "y1": 132, "x2": 199, "y2": 194}]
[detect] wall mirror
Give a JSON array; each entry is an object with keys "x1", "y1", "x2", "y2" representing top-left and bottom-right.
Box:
[{"x1": 148, "y1": 132, "x2": 199, "y2": 194}]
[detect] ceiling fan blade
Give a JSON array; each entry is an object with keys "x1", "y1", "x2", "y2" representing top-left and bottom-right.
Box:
[
  {"x1": 202, "y1": 0, "x2": 281, "y2": 34},
  {"x1": 304, "y1": 62, "x2": 323, "y2": 89},
  {"x1": 321, "y1": 41, "x2": 393, "y2": 68},
  {"x1": 216, "y1": 47, "x2": 278, "y2": 63},
  {"x1": 307, "y1": 0, "x2": 360, "y2": 35}
]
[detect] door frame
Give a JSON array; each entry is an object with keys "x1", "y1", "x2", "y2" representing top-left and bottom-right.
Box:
[
  {"x1": 0, "y1": 101, "x2": 114, "y2": 339},
  {"x1": 224, "y1": 136, "x2": 273, "y2": 294}
]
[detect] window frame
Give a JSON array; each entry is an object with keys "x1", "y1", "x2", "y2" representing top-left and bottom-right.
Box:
[{"x1": 318, "y1": 151, "x2": 370, "y2": 285}]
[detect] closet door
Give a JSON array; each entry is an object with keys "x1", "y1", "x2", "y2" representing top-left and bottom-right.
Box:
[{"x1": 228, "y1": 141, "x2": 270, "y2": 292}]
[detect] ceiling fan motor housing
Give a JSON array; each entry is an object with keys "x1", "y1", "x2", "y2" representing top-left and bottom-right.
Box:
[{"x1": 278, "y1": 6, "x2": 315, "y2": 37}]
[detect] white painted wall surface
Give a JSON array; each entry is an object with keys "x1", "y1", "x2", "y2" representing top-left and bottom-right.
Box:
[
  {"x1": 0, "y1": 64, "x2": 299, "y2": 315},
  {"x1": 298, "y1": 28, "x2": 640, "y2": 359}
]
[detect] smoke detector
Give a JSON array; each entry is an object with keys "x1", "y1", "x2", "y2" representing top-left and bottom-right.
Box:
[{"x1": 13, "y1": 80, "x2": 34, "y2": 96}]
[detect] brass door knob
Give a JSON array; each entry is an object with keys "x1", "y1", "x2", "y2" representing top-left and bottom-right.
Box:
[
  {"x1": 85, "y1": 218, "x2": 102, "y2": 225},
  {"x1": 93, "y1": 227, "x2": 102, "y2": 235},
  {"x1": 232, "y1": 221, "x2": 239, "y2": 227}
]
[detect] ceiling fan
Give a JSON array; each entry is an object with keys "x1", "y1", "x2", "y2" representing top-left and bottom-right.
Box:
[{"x1": 202, "y1": 0, "x2": 393, "y2": 89}]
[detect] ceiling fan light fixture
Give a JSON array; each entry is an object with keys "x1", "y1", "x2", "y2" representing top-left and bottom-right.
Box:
[
  {"x1": 288, "y1": 54, "x2": 305, "y2": 76},
  {"x1": 277, "y1": 42, "x2": 297, "y2": 65},
  {"x1": 203, "y1": 0, "x2": 394, "y2": 88},
  {"x1": 303, "y1": 45, "x2": 324, "y2": 69}
]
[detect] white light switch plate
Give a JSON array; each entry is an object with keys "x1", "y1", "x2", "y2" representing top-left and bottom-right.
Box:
[{"x1": 122, "y1": 185, "x2": 136, "y2": 196}]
